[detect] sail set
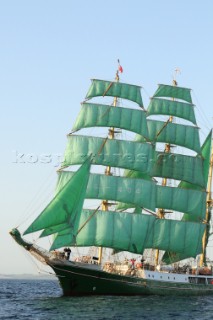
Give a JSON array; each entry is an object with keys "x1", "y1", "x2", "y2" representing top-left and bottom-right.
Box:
[{"x1": 23, "y1": 78, "x2": 212, "y2": 267}]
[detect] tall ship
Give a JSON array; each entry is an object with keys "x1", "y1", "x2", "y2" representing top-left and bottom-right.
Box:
[{"x1": 10, "y1": 62, "x2": 213, "y2": 295}]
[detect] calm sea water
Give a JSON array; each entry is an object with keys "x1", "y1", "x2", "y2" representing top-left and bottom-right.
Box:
[{"x1": 1, "y1": 277, "x2": 213, "y2": 320}]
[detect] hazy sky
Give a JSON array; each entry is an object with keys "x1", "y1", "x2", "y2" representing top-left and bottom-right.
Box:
[{"x1": 1, "y1": 0, "x2": 213, "y2": 274}]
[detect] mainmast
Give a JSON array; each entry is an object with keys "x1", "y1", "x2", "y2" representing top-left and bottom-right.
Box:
[
  {"x1": 154, "y1": 70, "x2": 179, "y2": 267},
  {"x1": 98, "y1": 61, "x2": 122, "y2": 264},
  {"x1": 200, "y1": 141, "x2": 213, "y2": 266}
]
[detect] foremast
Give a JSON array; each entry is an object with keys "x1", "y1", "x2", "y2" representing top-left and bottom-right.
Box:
[{"x1": 99, "y1": 63, "x2": 121, "y2": 264}]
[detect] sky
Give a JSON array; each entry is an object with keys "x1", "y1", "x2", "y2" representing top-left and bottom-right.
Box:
[{"x1": 1, "y1": 0, "x2": 213, "y2": 275}]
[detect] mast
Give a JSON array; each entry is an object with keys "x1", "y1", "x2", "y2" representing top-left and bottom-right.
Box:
[
  {"x1": 98, "y1": 62, "x2": 121, "y2": 264},
  {"x1": 154, "y1": 116, "x2": 173, "y2": 267},
  {"x1": 154, "y1": 71, "x2": 179, "y2": 267},
  {"x1": 200, "y1": 141, "x2": 213, "y2": 267}
]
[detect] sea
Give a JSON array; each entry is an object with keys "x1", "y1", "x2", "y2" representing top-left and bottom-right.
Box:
[{"x1": 1, "y1": 276, "x2": 213, "y2": 320}]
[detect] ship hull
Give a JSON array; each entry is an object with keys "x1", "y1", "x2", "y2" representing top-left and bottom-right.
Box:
[
  {"x1": 50, "y1": 261, "x2": 213, "y2": 296},
  {"x1": 9, "y1": 229, "x2": 213, "y2": 296}
]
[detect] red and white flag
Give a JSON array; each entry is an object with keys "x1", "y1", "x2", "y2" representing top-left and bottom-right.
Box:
[
  {"x1": 118, "y1": 59, "x2": 123, "y2": 73},
  {"x1": 118, "y1": 65, "x2": 123, "y2": 73}
]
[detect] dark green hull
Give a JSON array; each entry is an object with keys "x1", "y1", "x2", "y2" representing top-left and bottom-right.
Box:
[
  {"x1": 50, "y1": 261, "x2": 213, "y2": 296},
  {"x1": 9, "y1": 229, "x2": 213, "y2": 296}
]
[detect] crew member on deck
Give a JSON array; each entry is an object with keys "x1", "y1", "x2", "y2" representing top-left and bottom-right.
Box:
[
  {"x1": 64, "y1": 248, "x2": 71, "y2": 260},
  {"x1": 130, "y1": 258, "x2": 136, "y2": 269},
  {"x1": 140, "y1": 256, "x2": 145, "y2": 268}
]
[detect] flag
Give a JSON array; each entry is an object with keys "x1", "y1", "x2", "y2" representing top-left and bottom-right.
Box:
[
  {"x1": 117, "y1": 59, "x2": 123, "y2": 73},
  {"x1": 118, "y1": 64, "x2": 123, "y2": 73}
]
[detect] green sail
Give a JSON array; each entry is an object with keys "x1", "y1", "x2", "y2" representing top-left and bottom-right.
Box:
[
  {"x1": 57, "y1": 170, "x2": 205, "y2": 219},
  {"x1": 147, "y1": 98, "x2": 196, "y2": 125},
  {"x1": 178, "y1": 130, "x2": 212, "y2": 193},
  {"x1": 201, "y1": 130, "x2": 212, "y2": 186},
  {"x1": 153, "y1": 84, "x2": 192, "y2": 103},
  {"x1": 72, "y1": 102, "x2": 149, "y2": 139},
  {"x1": 141, "y1": 119, "x2": 201, "y2": 154},
  {"x1": 40, "y1": 223, "x2": 69, "y2": 237},
  {"x1": 162, "y1": 131, "x2": 212, "y2": 264},
  {"x1": 145, "y1": 219, "x2": 205, "y2": 257},
  {"x1": 50, "y1": 210, "x2": 156, "y2": 252},
  {"x1": 117, "y1": 184, "x2": 206, "y2": 219},
  {"x1": 48, "y1": 210, "x2": 204, "y2": 258},
  {"x1": 23, "y1": 157, "x2": 91, "y2": 235},
  {"x1": 151, "y1": 152, "x2": 205, "y2": 187},
  {"x1": 56, "y1": 171, "x2": 156, "y2": 212},
  {"x1": 156, "y1": 185, "x2": 206, "y2": 219},
  {"x1": 86, "y1": 79, "x2": 143, "y2": 107},
  {"x1": 62, "y1": 135, "x2": 154, "y2": 175},
  {"x1": 121, "y1": 168, "x2": 152, "y2": 181}
]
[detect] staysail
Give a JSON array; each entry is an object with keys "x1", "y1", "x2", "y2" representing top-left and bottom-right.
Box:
[{"x1": 24, "y1": 156, "x2": 92, "y2": 235}]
